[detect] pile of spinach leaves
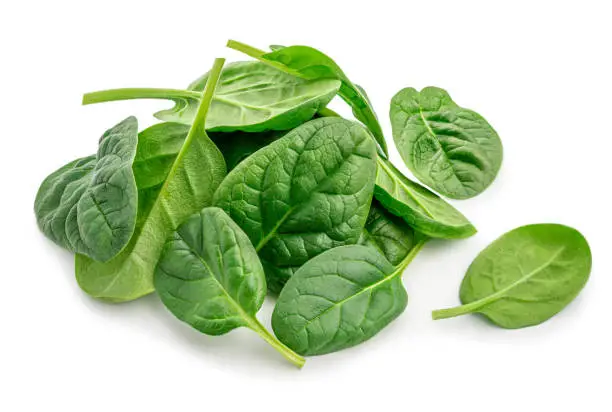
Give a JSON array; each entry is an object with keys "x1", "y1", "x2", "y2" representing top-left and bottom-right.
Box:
[{"x1": 35, "y1": 41, "x2": 591, "y2": 368}]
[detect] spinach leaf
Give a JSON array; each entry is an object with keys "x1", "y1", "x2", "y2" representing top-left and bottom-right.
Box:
[
  {"x1": 360, "y1": 200, "x2": 415, "y2": 266},
  {"x1": 155, "y1": 207, "x2": 304, "y2": 367},
  {"x1": 390, "y1": 87, "x2": 503, "y2": 199},
  {"x1": 34, "y1": 117, "x2": 139, "y2": 262},
  {"x1": 209, "y1": 130, "x2": 285, "y2": 171},
  {"x1": 227, "y1": 40, "x2": 388, "y2": 156},
  {"x1": 83, "y1": 61, "x2": 341, "y2": 133},
  {"x1": 375, "y1": 157, "x2": 476, "y2": 238},
  {"x1": 213, "y1": 117, "x2": 377, "y2": 293},
  {"x1": 272, "y1": 242, "x2": 426, "y2": 356},
  {"x1": 75, "y1": 58, "x2": 228, "y2": 302},
  {"x1": 432, "y1": 224, "x2": 592, "y2": 328}
]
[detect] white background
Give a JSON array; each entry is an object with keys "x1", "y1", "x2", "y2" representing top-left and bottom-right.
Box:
[{"x1": 2, "y1": 1, "x2": 610, "y2": 411}]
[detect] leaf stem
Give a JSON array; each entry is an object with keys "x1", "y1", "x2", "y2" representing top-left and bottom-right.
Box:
[
  {"x1": 432, "y1": 300, "x2": 483, "y2": 320},
  {"x1": 247, "y1": 317, "x2": 305, "y2": 368},
  {"x1": 82, "y1": 88, "x2": 200, "y2": 105},
  {"x1": 396, "y1": 237, "x2": 428, "y2": 274}
]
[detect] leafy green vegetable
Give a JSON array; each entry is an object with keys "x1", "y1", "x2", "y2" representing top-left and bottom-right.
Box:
[
  {"x1": 375, "y1": 157, "x2": 476, "y2": 238},
  {"x1": 75, "y1": 58, "x2": 228, "y2": 302},
  {"x1": 34, "y1": 117, "x2": 139, "y2": 262},
  {"x1": 227, "y1": 40, "x2": 388, "y2": 156},
  {"x1": 360, "y1": 200, "x2": 415, "y2": 266},
  {"x1": 272, "y1": 241, "x2": 426, "y2": 356},
  {"x1": 155, "y1": 207, "x2": 305, "y2": 367},
  {"x1": 390, "y1": 87, "x2": 503, "y2": 199},
  {"x1": 432, "y1": 224, "x2": 592, "y2": 328},
  {"x1": 209, "y1": 130, "x2": 285, "y2": 171},
  {"x1": 83, "y1": 61, "x2": 340, "y2": 133},
  {"x1": 213, "y1": 117, "x2": 377, "y2": 293}
]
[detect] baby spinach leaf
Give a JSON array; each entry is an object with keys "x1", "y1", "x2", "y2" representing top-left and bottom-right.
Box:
[
  {"x1": 375, "y1": 157, "x2": 476, "y2": 238},
  {"x1": 227, "y1": 40, "x2": 388, "y2": 156},
  {"x1": 272, "y1": 242, "x2": 426, "y2": 356},
  {"x1": 83, "y1": 61, "x2": 340, "y2": 133},
  {"x1": 390, "y1": 87, "x2": 503, "y2": 199},
  {"x1": 213, "y1": 117, "x2": 377, "y2": 293},
  {"x1": 432, "y1": 224, "x2": 592, "y2": 328},
  {"x1": 75, "y1": 58, "x2": 228, "y2": 302},
  {"x1": 155, "y1": 207, "x2": 304, "y2": 368},
  {"x1": 34, "y1": 117, "x2": 139, "y2": 262},
  {"x1": 359, "y1": 200, "x2": 415, "y2": 266}
]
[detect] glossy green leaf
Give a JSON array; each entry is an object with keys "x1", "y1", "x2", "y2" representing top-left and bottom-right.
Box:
[
  {"x1": 83, "y1": 61, "x2": 340, "y2": 133},
  {"x1": 390, "y1": 87, "x2": 503, "y2": 199},
  {"x1": 213, "y1": 117, "x2": 377, "y2": 293},
  {"x1": 227, "y1": 40, "x2": 388, "y2": 156},
  {"x1": 34, "y1": 117, "x2": 138, "y2": 262},
  {"x1": 75, "y1": 58, "x2": 228, "y2": 302},
  {"x1": 375, "y1": 157, "x2": 476, "y2": 238},
  {"x1": 432, "y1": 224, "x2": 592, "y2": 328},
  {"x1": 359, "y1": 200, "x2": 415, "y2": 266},
  {"x1": 155, "y1": 207, "x2": 304, "y2": 367},
  {"x1": 272, "y1": 242, "x2": 425, "y2": 356}
]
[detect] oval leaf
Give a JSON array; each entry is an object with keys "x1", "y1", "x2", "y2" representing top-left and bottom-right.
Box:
[
  {"x1": 213, "y1": 117, "x2": 377, "y2": 293},
  {"x1": 432, "y1": 224, "x2": 592, "y2": 328},
  {"x1": 390, "y1": 87, "x2": 503, "y2": 199},
  {"x1": 34, "y1": 117, "x2": 138, "y2": 262}
]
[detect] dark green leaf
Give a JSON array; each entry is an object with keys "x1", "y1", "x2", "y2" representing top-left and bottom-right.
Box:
[
  {"x1": 390, "y1": 87, "x2": 503, "y2": 199},
  {"x1": 34, "y1": 117, "x2": 139, "y2": 262},
  {"x1": 432, "y1": 224, "x2": 592, "y2": 328}
]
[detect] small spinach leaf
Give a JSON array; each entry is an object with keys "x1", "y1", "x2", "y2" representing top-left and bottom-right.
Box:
[
  {"x1": 83, "y1": 61, "x2": 341, "y2": 133},
  {"x1": 75, "y1": 58, "x2": 228, "y2": 302},
  {"x1": 213, "y1": 117, "x2": 377, "y2": 293},
  {"x1": 272, "y1": 242, "x2": 425, "y2": 356},
  {"x1": 375, "y1": 157, "x2": 476, "y2": 238},
  {"x1": 390, "y1": 87, "x2": 503, "y2": 199},
  {"x1": 432, "y1": 224, "x2": 592, "y2": 328},
  {"x1": 360, "y1": 200, "x2": 415, "y2": 266},
  {"x1": 227, "y1": 40, "x2": 388, "y2": 156},
  {"x1": 155, "y1": 207, "x2": 304, "y2": 367},
  {"x1": 34, "y1": 117, "x2": 138, "y2": 262}
]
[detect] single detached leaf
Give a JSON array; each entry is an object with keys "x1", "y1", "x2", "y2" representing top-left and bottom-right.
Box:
[
  {"x1": 34, "y1": 117, "x2": 138, "y2": 262},
  {"x1": 214, "y1": 117, "x2": 377, "y2": 293},
  {"x1": 155, "y1": 207, "x2": 304, "y2": 367},
  {"x1": 432, "y1": 224, "x2": 592, "y2": 328},
  {"x1": 83, "y1": 61, "x2": 340, "y2": 133},
  {"x1": 227, "y1": 40, "x2": 388, "y2": 156},
  {"x1": 390, "y1": 87, "x2": 503, "y2": 199},
  {"x1": 375, "y1": 157, "x2": 476, "y2": 238},
  {"x1": 76, "y1": 59, "x2": 228, "y2": 302},
  {"x1": 359, "y1": 200, "x2": 415, "y2": 266},
  {"x1": 272, "y1": 243, "x2": 424, "y2": 356}
]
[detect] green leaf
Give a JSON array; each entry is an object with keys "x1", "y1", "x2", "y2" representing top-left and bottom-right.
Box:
[
  {"x1": 432, "y1": 224, "x2": 592, "y2": 328},
  {"x1": 75, "y1": 58, "x2": 228, "y2": 302},
  {"x1": 83, "y1": 61, "x2": 341, "y2": 133},
  {"x1": 390, "y1": 87, "x2": 503, "y2": 199},
  {"x1": 375, "y1": 157, "x2": 476, "y2": 238},
  {"x1": 155, "y1": 207, "x2": 304, "y2": 368},
  {"x1": 209, "y1": 130, "x2": 285, "y2": 171},
  {"x1": 227, "y1": 40, "x2": 388, "y2": 156},
  {"x1": 34, "y1": 117, "x2": 139, "y2": 262},
  {"x1": 213, "y1": 117, "x2": 377, "y2": 293},
  {"x1": 272, "y1": 242, "x2": 425, "y2": 356}
]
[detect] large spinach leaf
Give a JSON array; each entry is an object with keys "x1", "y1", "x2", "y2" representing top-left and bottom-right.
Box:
[
  {"x1": 34, "y1": 117, "x2": 139, "y2": 262},
  {"x1": 213, "y1": 117, "x2": 377, "y2": 293},
  {"x1": 155, "y1": 207, "x2": 304, "y2": 367},
  {"x1": 83, "y1": 61, "x2": 340, "y2": 133},
  {"x1": 390, "y1": 87, "x2": 503, "y2": 199},
  {"x1": 360, "y1": 200, "x2": 415, "y2": 266},
  {"x1": 432, "y1": 224, "x2": 592, "y2": 328},
  {"x1": 75, "y1": 58, "x2": 228, "y2": 302},
  {"x1": 375, "y1": 157, "x2": 476, "y2": 238},
  {"x1": 227, "y1": 40, "x2": 388, "y2": 156},
  {"x1": 272, "y1": 242, "x2": 425, "y2": 355}
]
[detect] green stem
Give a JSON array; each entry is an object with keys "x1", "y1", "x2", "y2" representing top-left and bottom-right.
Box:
[
  {"x1": 396, "y1": 237, "x2": 428, "y2": 274},
  {"x1": 432, "y1": 300, "x2": 484, "y2": 320},
  {"x1": 82, "y1": 88, "x2": 200, "y2": 105},
  {"x1": 247, "y1": 317, "x2": 305, "y2": 368}
]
